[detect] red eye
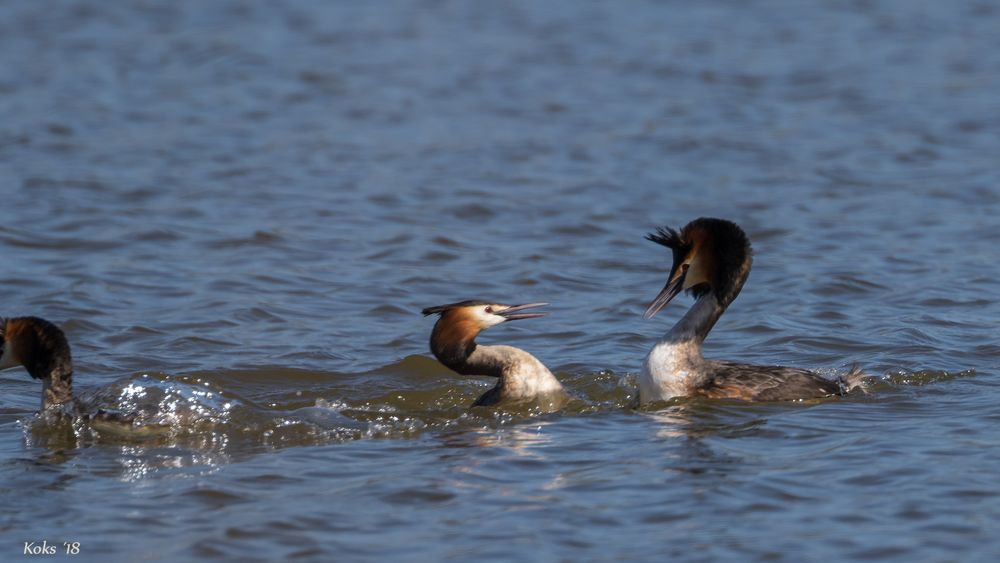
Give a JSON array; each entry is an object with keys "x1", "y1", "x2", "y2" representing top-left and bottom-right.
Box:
[{"x1": 485, "y1": 306, "x2": 493, "y2": 313}]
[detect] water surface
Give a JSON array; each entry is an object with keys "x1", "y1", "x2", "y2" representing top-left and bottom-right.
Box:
[{"x1": 2, "y1": 1, "x2": 999, "y2": 561}]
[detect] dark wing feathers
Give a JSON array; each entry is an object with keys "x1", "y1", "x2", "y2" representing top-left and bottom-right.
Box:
[
  {"x1": 708, "y1": 362, "x2": 844, "y2": 401},
  {"x1": 471, "y1": 385, "x2": 502, "y2": 407}
]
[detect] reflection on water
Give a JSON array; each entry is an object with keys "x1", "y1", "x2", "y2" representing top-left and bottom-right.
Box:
[
  {"x1": 644, "y1": 406, "x2": 695, "y2": 440},
  {"x1": 114, "y1": 445, "x2": 228, "y2": 483},
  {"x1": 464, "y1": 421, "x2": 557, "y2": 458}
]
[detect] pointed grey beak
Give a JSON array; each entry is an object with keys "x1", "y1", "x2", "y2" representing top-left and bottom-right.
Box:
[
  {"x1": 498, "y1": 302, "x2": 548, "y2": 320},
  {"x1": 644, "y1": 265, "x2": 688, "y2": 319}
]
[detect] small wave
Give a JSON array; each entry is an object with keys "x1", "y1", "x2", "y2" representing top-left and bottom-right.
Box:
[
  {"x1": 14, "y1": 358, "x2": 969, "y2": 475},
  {"x1": 879, "y1": 369, "x2": 977, "y2": 387},
  {"x1": 0, "y1": 226, "x2": 124, "y2": 251}
]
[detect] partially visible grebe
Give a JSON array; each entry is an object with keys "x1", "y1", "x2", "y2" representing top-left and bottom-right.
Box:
[
  {"x1": 1, "y1": 317, "x2": 74, "y2": 411},
  {"x1": 422, "y1": 300, "x2": 566, "y2": 408},
  {"x1": 1, "y1": 316, "x2": 138, "y2": 425},
  {"x1": 638, "y1": 218, "x2": 863, "y2": 403}
]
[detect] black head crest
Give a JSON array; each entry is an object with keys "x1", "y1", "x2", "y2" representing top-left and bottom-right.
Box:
[
  {"x1": 422, "y1": 300, "x2": 491, "y2": 316},
  {"x1": 645, "y1": 226, "x2": 682, "y2": 250}
]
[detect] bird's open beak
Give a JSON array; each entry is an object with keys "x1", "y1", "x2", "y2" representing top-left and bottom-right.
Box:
[
  {"x1": 644, "y1": 264, "x2": 688, "y2": 319},
  {"x1": 498, "y1": 302, "x2": 548, "y2": 320}
]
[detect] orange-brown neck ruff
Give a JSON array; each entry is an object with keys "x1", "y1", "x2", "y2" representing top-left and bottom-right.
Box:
[
  {"x1": 3, "y1": 317, "x2": 74, "y2": 409},
  {"x1": 429, "y1": 310, "x2": 496, "y2": 376},
  {"x1": 424, "y1": 301, "x2": 564, "y2": 407}
]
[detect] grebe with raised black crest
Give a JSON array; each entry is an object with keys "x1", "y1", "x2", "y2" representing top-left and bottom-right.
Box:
[{"x1": 639, "y1": 218, "x2": 863, "y2": 403}]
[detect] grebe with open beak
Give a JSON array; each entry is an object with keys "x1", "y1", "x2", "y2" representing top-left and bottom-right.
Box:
[
  {"x1": 639, "y1": 218, "x2": 863, "y2": 403},
  {"x1": 422, "y1": 300, "x2": 566, "y2": 408}
]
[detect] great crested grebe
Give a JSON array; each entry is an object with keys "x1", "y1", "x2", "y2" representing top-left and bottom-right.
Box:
[
  {"x1": 1, "y1": 317, "x2": 74, "y2": 411},
  {"x1": 638, "y1": 217, "x2": 863, "y2": 403},
  {"x1": 1, "y1": 316, "x2": 138, "y2": 425},
  {"x1": 422, "y1": 300, "x2": 566, "y2": 408}
]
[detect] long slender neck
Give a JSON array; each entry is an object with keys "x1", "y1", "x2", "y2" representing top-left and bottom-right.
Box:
[
  {"x1": 27, "y1": 345, "x2": 74, "y2": 412},
  {"x1": 465, "y1": 344, "x2": 528, "y2": 379},
  {"x1": 642, "y1": 292, "x2": 727, "y2": 400},
  {"x1": 429, "y1": 320, "x2": 561, "y2": 400},
  {"x1": 40, "y1": 370, "x2": 73, "y2": 411},
  {"x1": 465, "y1": 344, "x2": 561, "y2": 401},
  {"x1": 429, "y1": 321, "x2": 516, "y2": 379},
  {"x1": 429, "y1": 319, "x2": 487, "y2": 376},
  {"x1": 663, "y1": 292, "x2": 726, "y2": 346}
]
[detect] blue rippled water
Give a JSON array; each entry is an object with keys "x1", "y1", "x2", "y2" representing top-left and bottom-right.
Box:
[{"x1": 1, "y1": 1, "x2": 999, "y2": 561}]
